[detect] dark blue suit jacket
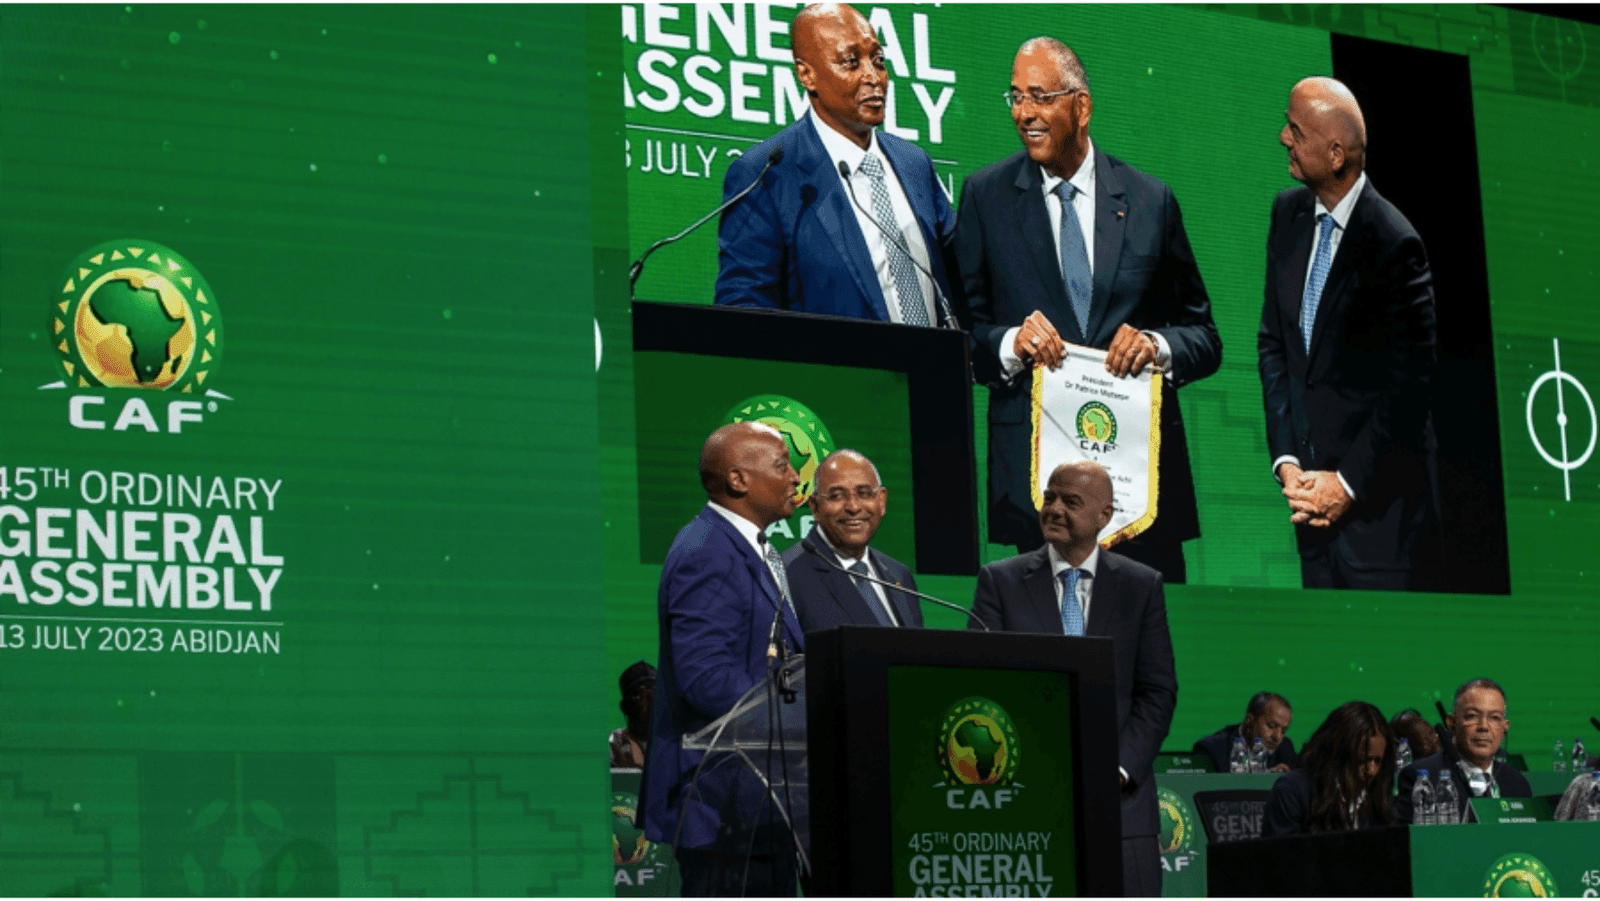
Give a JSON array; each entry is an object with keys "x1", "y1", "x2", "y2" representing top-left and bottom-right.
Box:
[
  {"x1": 780, "y1": 526, "x2": 923, "y2": 634},
  {"x1": 715, "y1": 115, "x2": 956, "y2": 321},
  {"x1": 639, "y1": 506, "x2": 805, "y2": 848},
  {"x1": 967, "y1": 546, "x2": 1177, "y2": 838},
  {"x1": 954, "y1": 148, "x2": 1220, "y2": 547}
]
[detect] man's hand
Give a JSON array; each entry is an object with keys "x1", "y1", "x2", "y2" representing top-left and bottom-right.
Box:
[
  {"x1": 1105, "y1": 324, "x2": 1158, "y2": 377},
  {"x1": 1012, "y1": 310, "x2": 1066, "y2": 370},
  {"x1": 1285, "y1": 470, "x2": 1351, "y2": 527}
]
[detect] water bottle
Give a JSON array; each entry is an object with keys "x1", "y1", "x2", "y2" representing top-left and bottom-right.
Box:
[
  {"x1": 1396, "y1": 736, "x2": 1413, "y2": 769},
  {"x1": 1412, "y1": 768, "x2": 1435, "y2": 825},
  {"x1": 1584, "y1": 772, "x2": 1600, "y2": 822},
  {"x1": 1250, "y1": 737, "x2": 1268, "y2": 773},
  {"x1": 1436, "y1": 768, "x2": 1460, "y2": 824},
  {"x1": 1574, "y1": 738, "x2": 1590, "y2": 774},
  {"x1": 1229, "y1": 735, "x2": 1248, "y2": 774},
  {"x1": 1554, "y1": 738, "x2": 1567, "y2": 774}
]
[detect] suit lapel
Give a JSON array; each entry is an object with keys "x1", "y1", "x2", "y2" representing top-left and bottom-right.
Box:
[
  {"x1": 707, "y1": 509, "x2": 804, "y2": 648},
  {"x1": 1279, "y1": 196, "x2": 1316, "y2": 360},
  {"x1": 807, "y1": 528, "x2": 883, "y2": 627},
  {"x1": 867, "y1": 547, "x2": 915, "y2": 626},
  {"x1": 1021, "y1": 548, "x2": 1064, "y2": 634},
  {"x1": 1011, "y1": 158, "x2": 1079, "y2": 343},
  {"x1": 1084, "y1": 553, "x2": 1114, "y2": 635},
  {"x1": 1306, "y1": 184, "x2": 1375, "y2": 368},
  {"x1": 796, "y1": 120, "x2": 891, "y2": 321},
  {"x1": 1088, "y1": 149, "x2": 1128, "y2": 345}
]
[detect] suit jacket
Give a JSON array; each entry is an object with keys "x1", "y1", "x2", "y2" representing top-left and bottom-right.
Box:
[
  {"x1": 715, "y1": 114, "x2": 957, "y2": 321},
  {"x1": 639, "y1": 506, "x2": 806, "y2": 848},
  {"x1": 1393, "y1": 745, "x2": 1532, "y2": 825},
  {"x1": 780, "y1": 526, "x2": 923, "y2": 634},
  {"x1": 954, "y1": 148, "x2": 1220, "y2": 546},
  {"x1": 1193, "y1": 723, "x2": 1299, "y2": 773},
  {"x1": 1257, "y1": 181, "x2": 1438, "y2": 572},
  {"x1": 968, "y1": 546, "x2": 1177, "y2": 837}
]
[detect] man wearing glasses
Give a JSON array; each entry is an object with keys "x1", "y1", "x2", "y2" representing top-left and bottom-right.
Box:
[
  {"x1": 782, "y1": 449, "x2": 923, "y2": 632},
  {"x1": 953, "y1": 37, "x2": 1220, "y2": 586},
  {"x1": 1394, "y1": 677, "x2": 1532, "y2": 824}
]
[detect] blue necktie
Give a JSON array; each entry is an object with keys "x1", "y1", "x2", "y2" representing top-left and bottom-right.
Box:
[
  {"x1": 1059, "y1": 569, "x2": 1085, "y2": 636},
  {"x1": 1053, "y1": 181, "x2": 1093, "y2": 337},
  {"x1": 847, "y1": 560, "x2": 896, "y2": 626},
  {"x1": 1301, "y1": 213, "x2": 1338, "y2": 354},
  {"x1": 859, "y1": 154, "x2": 930, "y2": 327}
]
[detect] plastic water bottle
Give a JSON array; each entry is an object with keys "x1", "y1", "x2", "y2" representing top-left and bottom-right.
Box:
[
  {"x1": 1229, "y1": 735, "x2": 1248, "y2": 774},
  {"x1": 1554, "y1": 738, "x2": 1567, "y2": 774},
  {"x1": 1250, "y1": 737, "x2": 1268, "y2": 773},
  {"x1": 1574, "y1": 738, "x2": 1590, "y2": 774},
  {"x1": 1396, "y1": 737, "x2": 1413, "y2": 769},
  {"x1": 1436, "y1": 768, "x2": 1460, "y2": 824},
  {"x1": 1412, "y1": 768, "x2": 1436, "y2": 825}
]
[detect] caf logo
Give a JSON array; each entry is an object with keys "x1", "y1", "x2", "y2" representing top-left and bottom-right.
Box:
[
  {"x1": 51, "y1": 240, "x2": 222, "y2": 392},
  {"x1": 611, "y1": 792, "x2": 662, "y2": 868},
  {"x1": 937, "y1": 697, "x2": 1021, "y2": 786},
  {"x1": 1156, "y1": 787, "x2": 1195, "y2": 856},
  {"x1": 1075, "y1": 401, "x2": 1116, "y2": 445},
  {"x1": 724, "y1": 394, "x2": 835, "y2": 504},
  {"x1": 1481, "y1": 853, "x2": 1557, "y2": 897}
]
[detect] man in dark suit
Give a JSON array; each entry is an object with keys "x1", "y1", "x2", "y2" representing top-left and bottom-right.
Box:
[
  {"x1": 715, "y1": 3, "x2": 956, "y2": 324},
  {"x1": 639, "y1": 422, "x2": 806, "y2": 896},
  {"x1": 1394, "y1": 678, "x2": 1532, "y2": 824},
  {"x1": 1193, "y1": 692, "x2": 1299, "y2": 774},
  {"x1": 782, "y1": 449, "x2": 922, "y2": 633},
  {"x1": 1258, "y1": 76, "x2": 1438, "y2": 590},
  {"x1": 954, "y1": 37, "x2": 1220, "y2": 582},
  {"x1": 970, "y1": 460, "x2": 1176, "y2": 896}
]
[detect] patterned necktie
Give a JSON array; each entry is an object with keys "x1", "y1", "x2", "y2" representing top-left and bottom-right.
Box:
[
  {"x1": 1053, "y1": 181, "x2": 1093, "y2": 337},
  {"x1": 760, "y1": 536, "x2": 797, "y2": 626},
  {"x1": 1301, "y1": 213, "x2": 1338, "y2": 354},
  {"x1": 859, "y1": 153, "x2": 931, "y2": 326},
  {"x1": 1059, "y1": 569, "x2": 1085, "y2": 636},
  {"x1": 847, "y1": 560, "x2": 896, "y2": 626}
]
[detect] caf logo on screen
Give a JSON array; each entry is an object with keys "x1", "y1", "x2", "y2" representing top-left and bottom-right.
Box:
[
  {"x1": 611, "y1": 792, "x2": 664, "y2": 870},
  {"x1": 1075, "y1": 401, "x2": 1117, "y2": 452},
  {"x1": 1482, "y1": 853, "x2": 1557, "y2": 898},
  {"x1": 724, "y1": 394, "x2": 835, "y2": 504},
  {"x1": 937, "y1": 697, "x2": 1021, "y2": 811},
  {"x1": 44, "y1": 239, "x2": 230, "y2": 433}
]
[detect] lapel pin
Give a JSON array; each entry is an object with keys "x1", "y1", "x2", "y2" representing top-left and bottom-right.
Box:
[{"x1": 1116, "y1": 210, "x2": 1125, "y2": 219}]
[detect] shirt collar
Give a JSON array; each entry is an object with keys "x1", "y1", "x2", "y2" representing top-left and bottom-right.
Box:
[
  {"x1": 705, "y1": 501, "x2": 765, "y2": 554},
  {"x1": 1039, "y1": 137, "x2": 1097, "y2": 200},
  {"x1": 1314, "y1": 170, "x2": 1367, "y2": 230},
  {"x1": 1047, "y1": 542, "x2": 1100, "y2": 579},
  {"x1": 810, "y1": 108, "x2": 882, "y2": 176},
  {"x1": 816, "y1": 527, "x2": 870, "y2": 568}
]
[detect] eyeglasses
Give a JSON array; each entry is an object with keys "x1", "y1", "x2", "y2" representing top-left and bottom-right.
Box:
[
  {"x1": 818, "y1": 486, "x2": 883, "y2": 504},
  {"x1": 1458, "y1": 711, "x2": 1508, "y2": 727},
  {"x1": 1003, "y1": 88, "x2": 1080, "y2": 109}
]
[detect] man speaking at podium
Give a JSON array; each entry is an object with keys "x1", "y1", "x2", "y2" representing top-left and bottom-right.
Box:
[
  {"x1": 970, "y1": 461, "x2": 1177, "y2": 896},
  {"x1": 639, "y1": 422, "x2": 806, "y2": 896},
  {"x1": 714, "y1": 3, "x2": 956, "y2": 323}
]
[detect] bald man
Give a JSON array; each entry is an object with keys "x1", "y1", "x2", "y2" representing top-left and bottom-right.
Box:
[
  {"x1": 969, "y1": 461, "x2": 1176, "y2": 896},
  {"x1": 639, "y1": 422, "x2": 806, "y2": 895},
  {"x1": 715, "y1": 3, "x2": 957, "y2": 324},
  {"x1": 1259, "y1": 76, "x2": 1438, "y2": 590}
]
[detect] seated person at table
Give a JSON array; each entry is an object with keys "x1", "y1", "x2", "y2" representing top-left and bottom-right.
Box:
[
  {"x1": 1194, "y1": 692, "x2": 1298, "y2": 773},
  {"x1": 1394, "y1": 678, "x2": 1531, "y2": 824},
  {"x1": 1389, "y1": 707, "x2": 1442, "y2": 761},
  {"x1": 1262, "y1": 701, "x2": 1395, "y2": 836}
]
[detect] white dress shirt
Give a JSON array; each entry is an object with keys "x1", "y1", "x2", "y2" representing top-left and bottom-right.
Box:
[
  {"x1": 1046, "y1": 542, "x2": 1099, "y2": 626},
  {"x1": 1271, "y1": 172, "x2": 1368, "y2": 499},
  {"x1": 706, "y1": 501, "x2": 785, "y2": 588},
  {"x1": 809, "y1": 110, "x2": 936, "y2": 326},
  {"x1": 816, "y1": 529, "x2": 899, "y2": 626}
]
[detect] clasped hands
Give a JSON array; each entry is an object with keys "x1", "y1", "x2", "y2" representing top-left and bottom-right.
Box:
[
  {"x1": 1013, "y1": 311, "x2": 1156, "y2": 378},
  {"x1": 1276, "y1": 462, "x2": 1350, "y2": 528}
]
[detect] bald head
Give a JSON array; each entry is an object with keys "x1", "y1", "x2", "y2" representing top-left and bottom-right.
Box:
[
  {"x1": 1039, "y1": 460, "x2": 1115, "y2": 563},
  {"x1": 793, "y1": 3, "x2": 870, "y2": 66},
  {"x1": 700, "y1": 421, "x2": 779, "y2": 496},
  {"x1": 1294, "y1": 77, "x2": 1366, "y2": 168},
  {"x1": 1281, "y1": 76, "x2": 1367, "y2": 206},
  {"x1": 791, "y1": 3, "x2": 884, "y2": 147},
  {"x1": 700, "y1": 421, "x2": 800, "y2": 528}
]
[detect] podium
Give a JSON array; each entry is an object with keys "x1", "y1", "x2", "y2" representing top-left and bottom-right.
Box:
[{"x1": 806, "y1": 626, "x2": 1126, "y2": 896}]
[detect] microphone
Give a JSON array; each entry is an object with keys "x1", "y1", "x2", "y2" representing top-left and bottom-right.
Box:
[
  {"x1": 836, "y1": 159, "x2": 960, "y2": 330},
  {"x1": 1434, "y1": 700, "x2": 1450, "y2": 723},
  {"x1": 1590, "y1": 716, "x2": 1600, "y2": 733},
  {"x1": 801, "y1": 539, "x2": 991, "y2": 631},
  {"x1": 628, "y1": 146, "x2": 784, "y2": 301}
]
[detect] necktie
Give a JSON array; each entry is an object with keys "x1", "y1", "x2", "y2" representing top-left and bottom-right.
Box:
[
  {"x1": 847, "y1": 560, "x2": 896, "y2": 626},
  {"x1": 859, "y1": 154, "x2": 931, "y2": 326},
  {"x1": 1301, "y1": 213, "x2": 1338, "y2": 354},
  {"x1": 760, "y1": 536, "x2": 797, "y2": 628},
  {"x1": 1053, "y1": 181, "x2": 1093, "y2": 337},
  {"x1": 1059, "y1": 569, "x2": 1085, "y2": 636}
]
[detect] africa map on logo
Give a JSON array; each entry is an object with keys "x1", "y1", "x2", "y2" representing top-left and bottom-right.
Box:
[{"x1": 937, "y1": 697, "x2": 1021, "y2": 786}]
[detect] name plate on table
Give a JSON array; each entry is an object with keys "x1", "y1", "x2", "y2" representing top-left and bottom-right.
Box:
[
  {"x1": 1470, "y1": 796, "x2": 1555, "y2": 824},
  {"x1": 1031, "y1": 345, "x2": 1162, "y2": 545},
  {"x1": 1154, "y1": 753, "x2": 1215, "y2": 774}
]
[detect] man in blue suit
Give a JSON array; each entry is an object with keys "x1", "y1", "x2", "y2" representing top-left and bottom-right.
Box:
[
  {"x1": 782, "y1": 449, "x2": 923, "y2": 633},
  {"x1": 715, "y1": 3, "x2": 956, "y2": 324},
  {"x1": 640, "y1": 421, "x2": 806, "y2": 896}
]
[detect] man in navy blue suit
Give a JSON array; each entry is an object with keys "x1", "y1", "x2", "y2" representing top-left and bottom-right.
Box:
[
  {"x1": 715, "y1": 3, "x2": 956, "y2": 324},
  {"x1": 639, "y1": 422, "x2": 806, "y2": 896},
  {"x1": 782, "y1": 449, "x2": 923, "y2": 633},
  {"x1": 954, "y1": 37, "x2": 1220, "y2": 582}
]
